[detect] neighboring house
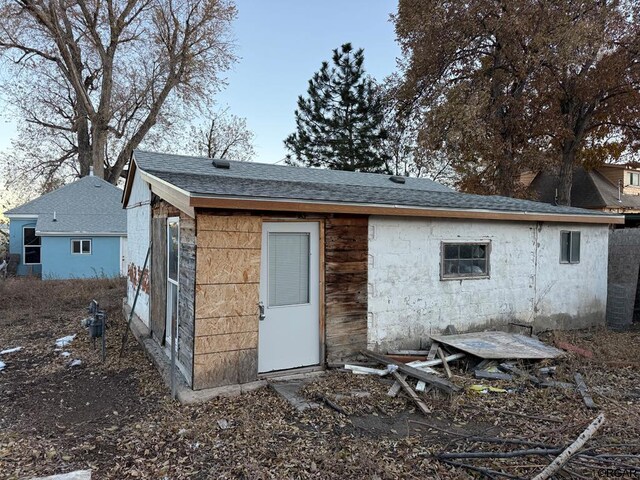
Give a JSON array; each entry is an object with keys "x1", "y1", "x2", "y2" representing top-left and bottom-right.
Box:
[
  {"x1": 123, "y1": 150, "x2": 622, "y2": 393},
  {"x1": 523, "y1": 165, "x2": 640, "y2": 225},
  {"x1": 4, "y1": 175, "x2": 127, "y2": 279}
]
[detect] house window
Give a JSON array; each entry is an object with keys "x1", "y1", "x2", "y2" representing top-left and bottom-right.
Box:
[
  {"x1": 441, "y1": 242, "x2": 490, "y2": 279},
  {"x1": 630, "y1": 173, "x2": 640, "y2": 186},
  {"x1": 560, "y1": 231, "x2": 580, "y2": 264},
  {"x1": 72, "y1": 239, "x2": 92, "y2": 255},
  {"x1": 23, "y1": 227, "x2": 41, "y2": 265}
]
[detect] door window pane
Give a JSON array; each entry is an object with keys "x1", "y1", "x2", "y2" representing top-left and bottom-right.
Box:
[
  {"x1": 268, "y1": 232, "x2": 310, "y2": 306},
  {"x1": 168, "y1": 220, "x2": 179, "y2": 281}
]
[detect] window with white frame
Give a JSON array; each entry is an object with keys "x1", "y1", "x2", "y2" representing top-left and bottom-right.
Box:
[
  {"x1": 23, "y1": 227, "x2": 41, "y2": 265},
  {"x1": 630, "y1": 172, "x2": 640, "y2": 186},
  {"x1": 441, "y1": 242, "x2": 490, "y2": 279},
  {"x1": 560, "y1": 231, "x2": 580, "y2": 264},
  {"x1": 72, "y1": 239, "x2": 92, "y2": 255}
]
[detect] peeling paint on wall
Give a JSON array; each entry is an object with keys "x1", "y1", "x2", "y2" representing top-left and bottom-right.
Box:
[
  {"x1": 125, "y1": 169, "x2": 151, "y2": 325},
  {"x1": 367, "y1": 216, "x2": 609, "y2": 351}
]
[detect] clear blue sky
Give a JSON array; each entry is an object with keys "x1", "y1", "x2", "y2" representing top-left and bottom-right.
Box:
[
  {"x1": 0, "y1": 1, "x2": 401, "y2": 164},
  {"x1": 218, "y1": 0, "x2": 400, "y2": 163}
]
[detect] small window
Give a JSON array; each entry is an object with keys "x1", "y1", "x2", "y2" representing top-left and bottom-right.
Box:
[
  {"x1": 23, "y1": 227, "x2": 41, "y2": 265},
  {"x1": 560, "y1": 231, "x2": 580, "y2": 264},
  {"x1": 72, "y1": 239, "x2": 92, "y2": 255},
  {"x1": 441, "y1": 242, "x2": 490, "y2": 279},
  {"x1": 630, "y1": 173, "x2": 640, "y2": 186}
]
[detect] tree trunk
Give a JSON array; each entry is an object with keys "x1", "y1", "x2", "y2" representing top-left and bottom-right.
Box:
[
  {"x1": 556, "y1": 144, "x2": 575, "y2": 206},
  {"x1": 91, "y1": 124, "x2": 107, "y2": 178},
  {"x1": 76, "y1": 109, "x2": 92, "y2": 177}
]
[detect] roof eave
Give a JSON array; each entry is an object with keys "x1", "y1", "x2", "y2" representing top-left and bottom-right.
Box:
[{"x1": 188, "y1": 193, "x2": 624, "y2": 225}]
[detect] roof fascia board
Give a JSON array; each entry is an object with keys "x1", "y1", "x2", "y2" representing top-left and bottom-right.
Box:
[
  {"x1": 189, "y1": 194, "x2": 624, "y2": 225},
  {"x1": 140, "y1": 170, "x2": 195, "y2": 218},
  {"x1": 122, "y1": 156, "x2": 138, "y2": 207},
  {"x1": 5, "y1": 214, "x2": 39, "y2": 219},
  {"x1": 37, "y1": 231, "x2": 127, "y2": 236}
]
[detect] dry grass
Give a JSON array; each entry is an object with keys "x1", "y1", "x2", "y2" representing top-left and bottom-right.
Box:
[{"x1": 0, "y1": 278, "x2": 639, "y2": 479}]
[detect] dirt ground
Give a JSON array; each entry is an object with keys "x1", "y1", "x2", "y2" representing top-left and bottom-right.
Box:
[{"x1": 1, "y1": 277, "x2": 639, "y2": 479}]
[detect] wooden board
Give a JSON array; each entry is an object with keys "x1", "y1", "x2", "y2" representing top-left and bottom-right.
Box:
[
  {"x1": 150, "y1": 216, "x2": 166, "y2": 342},
  {"x1": 430, "y1": 331, "x2": 565, "y2": 360},
  {"x1": 324, "y1": 216, "x2": 368, "y2": 365}
]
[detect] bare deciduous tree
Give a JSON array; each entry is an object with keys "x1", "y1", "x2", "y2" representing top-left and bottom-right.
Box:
[
  {"x1": 187, "y1": 108, "x2": 255, "y2": 161},
  {"x1": 0, "y1": 0, "x2": 237, "y2": 184}
]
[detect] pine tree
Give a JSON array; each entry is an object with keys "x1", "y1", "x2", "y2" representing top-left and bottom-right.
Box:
[{"x1": 284, "y1": 43, "x2": 389, "y2": 172}]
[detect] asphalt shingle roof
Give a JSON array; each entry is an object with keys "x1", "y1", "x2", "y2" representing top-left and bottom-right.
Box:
[
  {"x1": 5, "y1": 176, "x2": 126, "y2": 235},
  {"x1": 133, "y1": 150, "x2": 616, "y2": 218},
  {"x1": 530, "y1": 167, "x2": 640, "y2": 211}
]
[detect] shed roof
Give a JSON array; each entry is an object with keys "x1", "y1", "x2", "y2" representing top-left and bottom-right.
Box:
[
  {"x1": 6, "y1": 176, "x2": 126, "y2": 235},
  {"x1": 126, "y1": 150, "x2": 623, "y2": 224}
]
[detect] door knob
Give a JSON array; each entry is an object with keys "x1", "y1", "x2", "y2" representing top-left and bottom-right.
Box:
[{"x1": 258, "y1": 301, "x2": 265, "y2": 321}]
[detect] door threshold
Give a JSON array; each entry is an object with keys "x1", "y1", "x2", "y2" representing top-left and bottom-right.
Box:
[{"x1": 258, "y1": 365, "x2": 325, "y2": 380}]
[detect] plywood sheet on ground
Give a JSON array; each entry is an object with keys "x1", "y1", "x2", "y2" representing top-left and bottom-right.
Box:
[{"x1": 430, "y1": 331, "x2": 564, "y2": 359}]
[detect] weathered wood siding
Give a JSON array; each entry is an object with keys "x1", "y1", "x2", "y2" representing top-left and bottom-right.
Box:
[
  {"x1": 150, "y1": 216, "x2": 166, "y2": 341},
  {"x1": 151, "y1": 199, "x2": 195, "y2": 386},
  {"x1": 324, "y1": 216, "x2": 368, "y2": 364},
  {"x1": 193, "y1": 214, "x2": 262, "y2": 389},
  {"x1": 177, "y1": 215, "x2": 196, "y2": 386}
]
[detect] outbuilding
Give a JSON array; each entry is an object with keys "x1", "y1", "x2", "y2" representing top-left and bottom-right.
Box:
[{"x1": 122, "y1": 150, "x2": 623, "y2": 392}]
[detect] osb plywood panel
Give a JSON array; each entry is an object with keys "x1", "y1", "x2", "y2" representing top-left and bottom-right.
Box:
[
  {"x1": 194, "y1": 331, "x2": 258, "y2": 354},
  {"x1": 196, "y1": 315, "x2": 257, "y2": 337},
  {"x1": 198, "y1": 214, "x2": 261, "y2": 232},
  {"x1": 195, "y1": 283, "x2": 259, "y2": 318},
  {"x1": 193, "y1": 214, "x2": 262, "y2": 389},
  {"x1": 198, "y1": 230, "x2": 261, "y2": 249},
  {"x1": 193, "y1": 349, "x2": 258, "y2": 389},
  {"x1": 325, "y1": 216, "x2": 368, "y2": 364},
  {"x1": 196, "y1": 248, "x2": 260, "y2": 285}
]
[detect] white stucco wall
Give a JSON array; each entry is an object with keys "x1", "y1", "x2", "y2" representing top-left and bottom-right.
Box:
[
  {"x1": 367, "y1": 216, "x2": 609, "y2": 350},
  {"x1": 125, "y1": 169, "x2": 151, "y2": 325}
]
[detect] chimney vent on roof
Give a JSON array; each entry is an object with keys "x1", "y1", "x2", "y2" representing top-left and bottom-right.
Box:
[
  {"x1": 212, "y1": 159, "x2": 230, "y2": 169},
  {"x1": 390, "y1": 175, "x2": 406, "y2": 184}
]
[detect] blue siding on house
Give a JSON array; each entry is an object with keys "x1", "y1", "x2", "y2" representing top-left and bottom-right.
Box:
[
  {"x1": 40, "y1": 235, "x2": 122, "y2": 279},
  {"x1": 9, "y1": 217, "x2": 42, "y2": 276}
]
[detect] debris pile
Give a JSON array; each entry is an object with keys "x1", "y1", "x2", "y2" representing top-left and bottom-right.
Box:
[{"x1": 330, "y1": 329, "x2": 637, "y2": 478}]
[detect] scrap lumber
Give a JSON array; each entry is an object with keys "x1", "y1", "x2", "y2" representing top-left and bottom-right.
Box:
[
  {"x1": 409, "y1": 352, "x2": 465, "y2": 369},
  {"x1": 574, "y1": 373, "x2": 597, "y2": 409},
  {"x1": 426, "y1": 341, "x2": 439, "y2": 361},
  {"x1": 362, "y1": 350, "x2": 461, "y2": 394},
  {"x1": 555, "y1": 341, "x2": 593, "y2": 359},
  {"x1": 388, "y1": 354, "x2": 427, "y2": 363},
  {"x1": 474, "y1": 370, "x2": 513, "y2": 381},
  {"x1": 343, "y1": 365, "x2": 389, "y2": 376},
  {"x1": 387, "y1": 349, "x2": 430, "y2": 356},
  {"x1": 499, "y1": 363, "x2": 541, "y2": 384},
  {"x1": 415, "y1": 380, "x2": 427, "y2": 392},
  {"x1": 437, "y1": 346, "x2": 452, "y2": 378},
  {"x1": 391, "y1": 371, "x2": 431, "y2": 415},
  {"x1": 387, "y1": 352, "x2": 465, "y2": 396},
  {"x1": 532, "y1": 413, "x2": 606, "y2": 480},
  {"x1": 387, "y1": 374, "x2": 406, "y2": 397}
]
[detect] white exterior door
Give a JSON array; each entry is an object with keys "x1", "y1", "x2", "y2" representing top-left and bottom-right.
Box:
[
  {"x1": 259, "y1": 222, "x2": 320, "y2": 373},
  {"x1": 166, "y1": 217, "x2": 180, "y2": 349}
]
